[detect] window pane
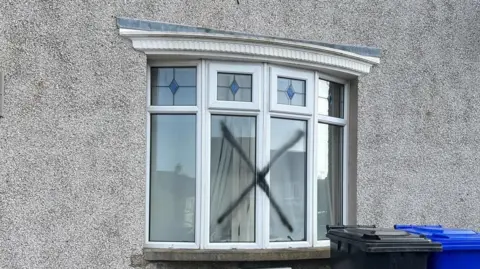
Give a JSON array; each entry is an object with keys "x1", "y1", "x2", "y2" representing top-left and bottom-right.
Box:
[
  {"x1": 150, "y1": 115, "x2": 196, "y2": 242},
  {"x1": 290, "y1": 93, "x2": 306, "y2": 106},
  {"x1": 217, "y1": 73, "x2": 252, "y2": 102},
  {"x1": 235, "y1": 74, "x2": 252, "y2": 88},
  {"x1": 237, "y1": 88, "x2": 252, "y2": 103},
  {"x1": 277, "y1": 77, "x2": 306, "y2": 107},
  {"x1": 317, "y1": 123, "x2": 343, "y2": 240},
  {"x1": 217, "y1": 87, "x2": 234, "y2": 101},
  {"x1": 175, "y1": 87, "x2": 197, "y2": 106},
  {"x1": 277, "y1": 91, "x2": 289, "y2": 105},
  {"x1": 152, "y1": 87, "x2": 174, "y2": 106},
  {"x1": 270, "y1": 118, "x2": 307, "y2": 242},
  {"x1": 318, "y1": 79, "x2": 344, "y2": 118},
  {"x1": 210, "y1": 115, "x2": 256, "y2": 242},
  {"x1": 151, "y1": 67, "x2": 196, "y2": 106},
  {"x1": 217, "y1": 73, "x2": 234, "y2": 87}
]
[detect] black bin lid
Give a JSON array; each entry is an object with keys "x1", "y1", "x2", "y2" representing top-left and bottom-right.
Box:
[{"x1": 326, "y1": 226, "x2": 442, "y2": 253}]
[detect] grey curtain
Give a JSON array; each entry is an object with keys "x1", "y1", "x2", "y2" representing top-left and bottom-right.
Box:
[{"x1": 210, "y1": 117, "x2": 255, "y2": 242}]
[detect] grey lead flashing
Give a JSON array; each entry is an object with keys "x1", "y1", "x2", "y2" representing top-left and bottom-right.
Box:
[{"x1": 116, "y1": 17, "x2": 381, "y2": 58}]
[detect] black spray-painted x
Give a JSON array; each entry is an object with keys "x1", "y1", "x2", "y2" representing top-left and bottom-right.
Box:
[{"x1": 216, "y1": 121, "x2": 305, "y2": 233}]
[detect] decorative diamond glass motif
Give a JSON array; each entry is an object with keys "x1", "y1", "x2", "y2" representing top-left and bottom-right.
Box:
[
  {"x1": 277, "y1": 77, "x2": 306, "y2": 106},
  {"x1": 217, "y1": 73, "x2": 252, "y2": 102},
  {"x1": 230, "y1": 80, "x2": 240, "y2": 95},
  {"x1": 286, "y1": 85, "x2": 295, "y2": 99},
  {"x1": 169, "y1": 79, "x2": 180, "y2": 94},
  {"x1": 151, "y1": 67, "x2": 197, "y2": 106}
]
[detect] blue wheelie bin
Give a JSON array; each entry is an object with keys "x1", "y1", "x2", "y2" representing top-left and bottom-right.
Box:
[{"x1": 395, "y1": 225, "x2": 480, "y2": 269}]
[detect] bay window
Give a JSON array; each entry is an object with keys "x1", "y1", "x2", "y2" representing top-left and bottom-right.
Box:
[
  {"x1": 146, "y1": 60, "x2": 348, "y2": 249},
  {"x1": 118, "y1": 17, "x2": 380, "y2": 253}
]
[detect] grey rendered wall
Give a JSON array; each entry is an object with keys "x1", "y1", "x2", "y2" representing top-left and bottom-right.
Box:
[{"x1": 0, "y1": 0, "x2": 479, "y2": 268}]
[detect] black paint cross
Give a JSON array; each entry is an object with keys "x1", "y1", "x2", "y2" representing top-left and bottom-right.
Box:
[{"x1": 216, "y1": 121, "x2": 305, "y2": 233}]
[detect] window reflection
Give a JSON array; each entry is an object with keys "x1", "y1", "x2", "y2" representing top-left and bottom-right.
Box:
[
  {"x1": 318, "y1": 79, "x2": 344, "y2": 118},
  {"x1": 150, "y1": 114, "x2": 196, "y2": 242},
  {"x1": 270, "y1": 118, "x2": 307, "y2": 242}
]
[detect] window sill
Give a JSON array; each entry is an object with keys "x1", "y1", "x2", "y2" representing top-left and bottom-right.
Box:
[{"x1": 143, "y1": 247, "x2": 330, "y2": 262}]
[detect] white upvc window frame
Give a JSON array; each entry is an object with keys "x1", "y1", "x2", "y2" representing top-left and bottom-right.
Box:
[
  {"x1": 202, "y1": 61, "x2": 265, "y2": 249},
  {"x1": 269, "y1": 65, "x2": 315, "y2": 116},
  {"x1": 207, "y1": 61, "x2": 263, "y2": 112},
  {"x1": 313, "y1": 72, "x2": 349, "y2": 247},
  {"x1": 264, "y1": 65, "x2": 315, "y2": 249},
  {"x1": 145, "y1": 59, "x2": 350, "y2": 249},
  {"x1": 145, "y1": 60, "x2": 203, "y2": 249}
]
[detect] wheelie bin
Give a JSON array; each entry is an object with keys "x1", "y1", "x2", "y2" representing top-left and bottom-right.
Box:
[
  {"x1": 395, "y1": 224, "x2": 480, "y2": 269},
  {"x1": 327, "y1": 225, "x2": 442, "y2": 269}
]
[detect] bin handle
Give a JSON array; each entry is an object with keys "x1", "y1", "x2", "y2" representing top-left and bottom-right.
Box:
[
  {"x1": 361, "y1": 233, "x2": 381, "y2": 240},
  {"x1": 326, "y1": 225, "x2": 376, "y2": 232}
]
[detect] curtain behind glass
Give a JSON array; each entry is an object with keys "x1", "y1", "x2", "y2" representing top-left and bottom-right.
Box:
[
  {"x1": 210, "y1": 116, "x2": 256, "y2": 242},
  {"x1": 317, "y1": 123, "x2": 343, "y2": 240}
]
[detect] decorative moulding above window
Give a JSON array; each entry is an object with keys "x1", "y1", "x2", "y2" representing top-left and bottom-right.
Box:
[{"x1": 117, "y1": 17, "x2": 381, "y2": 77}]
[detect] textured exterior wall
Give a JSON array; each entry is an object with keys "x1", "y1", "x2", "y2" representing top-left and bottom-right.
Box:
[{"x1": 0, "y1": 0, "x2": 479, "y2": 268}]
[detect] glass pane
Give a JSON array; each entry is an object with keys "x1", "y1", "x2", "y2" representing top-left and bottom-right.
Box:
[
  {"x1": 292, "y1": 79, "x2": 306, "y2": 94},
  {"x1": 156, "y1": 68, "x2": 173, "y2": 86},
  {"x1": 237, "y1": 88, "x2": 252, "y2": 102},
  {"x1": 152, "y1": 87, "x2": 173, "y2": 106},
  {"x1": 150, "y1": 115, "x2": 196, "y2": 242},
  {"x1": 318, "y1": 79, "x2": 344, "y2": 118},
  {"x1": 235, "y1": 74, "x2": 252, "y2": 88},
  {"x1": 217, "y1": 73, "x2": 252, "y2": 102},
  {"x1": 317, "y1": 123, "x2": 343, "y2": 240},
  {"x1": 277, "y1": 77, "x2": 306, "y2": 106},
  {"x1": 277, "y1": 91, "x2": 289, "y2": 105},
  {"x1": 174, "y1": 87, "x2": 196, "y2": 105},
  {"x1": 291, "y1": 93, "x2": 305, "y2": 106},
  {"x1": 270, "y1": 118, "x2": 307, "y2": 242},
  {"x1": 277, "y1": 78, "x2": 290, "y2": 93},
  {"x1": 151, "y1": 67, "x2": 196, "y2": 106},
  {"x1": 217, "y1": 73, "x2": 234, "y2": 87},
  {"x1": 175, "y1": 68, "x2": 197, "y2": 87},
  {"x1": 217, "y1": 87, "x2": 234, "y2": 101},
  {"x1": 210, "y1": 115, "x2": 256, "y2": 242}
]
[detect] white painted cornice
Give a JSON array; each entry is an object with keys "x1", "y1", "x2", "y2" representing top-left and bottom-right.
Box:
[{"x1": 119, "y1": 29, "x2": 380, "y2": 76}]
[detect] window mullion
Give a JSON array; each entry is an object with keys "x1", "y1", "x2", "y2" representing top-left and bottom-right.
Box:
[
  {"x1": 200, "y1": 59, "x2": 208, "y2": 249},
  {"x1": 312, "y1": 72, "x2": 319, "y2": 246},
  {"x1": 259, "y1": 63, "x2": 270, "y2": 248},
  {"x1": 145, "y1": 113, "x2": 152, "y2": 245},
  {"x1": 145, "y1": 64, "x2": 152, "y2": 246},
  {"x1": 192, "y1": 60, "x2": 203, "y2": 249},
  {"x1": 342, "y1": 83, "x2": 350, "y2": 225}
]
